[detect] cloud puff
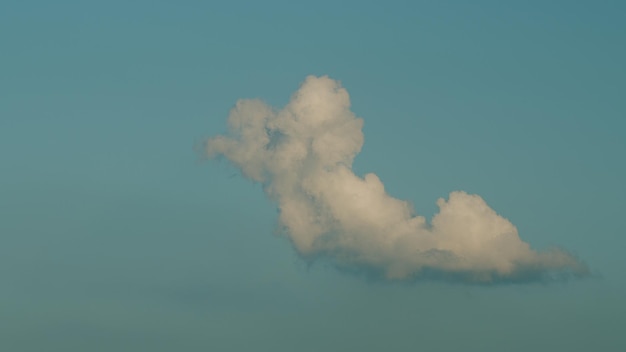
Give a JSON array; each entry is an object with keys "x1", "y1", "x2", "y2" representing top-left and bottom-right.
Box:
[{"x1": 206, "y1": 75, "x2": 587, "y2": 283}]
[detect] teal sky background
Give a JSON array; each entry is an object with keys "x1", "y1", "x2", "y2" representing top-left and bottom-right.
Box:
[{"x1": 1, "y1": 1, "x2": 625, "y2": 351}]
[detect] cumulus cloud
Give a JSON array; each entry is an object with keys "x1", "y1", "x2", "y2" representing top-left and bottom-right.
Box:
[{"x1": 206, "y1": 75, "x2": 587, "y2": 283}]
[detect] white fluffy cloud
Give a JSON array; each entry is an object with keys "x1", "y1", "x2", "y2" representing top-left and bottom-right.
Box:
[{"x1": 206, "y1": 75, "x2": 587, "y2": 283}]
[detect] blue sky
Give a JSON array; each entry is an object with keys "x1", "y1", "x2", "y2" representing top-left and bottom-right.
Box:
[{"x1": 1, "y1": 1, "x2": 625, "y2": 350}]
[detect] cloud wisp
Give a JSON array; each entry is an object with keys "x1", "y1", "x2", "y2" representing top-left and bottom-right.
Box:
[{"x1": 206, "y1": 76, "x2": 587, "y2": 283}]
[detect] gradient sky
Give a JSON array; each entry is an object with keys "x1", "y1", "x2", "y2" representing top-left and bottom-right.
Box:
[{"x1": 1, "y1": 1, "x2": 625, "y2": 351}]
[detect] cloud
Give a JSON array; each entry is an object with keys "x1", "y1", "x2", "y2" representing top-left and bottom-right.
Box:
[{"x1": 205, "y1": 75, "x2": 588, "y2": 283}]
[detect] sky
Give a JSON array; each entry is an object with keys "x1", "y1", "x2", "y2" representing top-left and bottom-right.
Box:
[{"x1": 1, "y1": 1, "x2": 625, "y2": 351}]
